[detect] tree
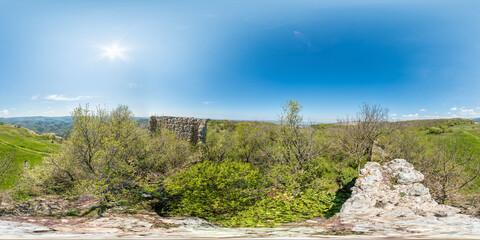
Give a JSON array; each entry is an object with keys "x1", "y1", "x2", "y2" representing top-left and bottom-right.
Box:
[
  {"x1": 36, "y1": 104, "x2": 145, "y2": 201},
  {"x1": 417, "y1": 141, "x2": 480, "y2": 205},
  {"x1": 336, "y1": 103, "x2": 390, "y2": 172},
  {"x1": 140, "y1": 127, "x2": 196, "y2": 178},
  {"x1": 260, "y1": 99, "x2": 323, "y2": 196}
]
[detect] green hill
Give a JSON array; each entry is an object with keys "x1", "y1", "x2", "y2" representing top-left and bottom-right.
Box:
[
  {"x1": 0, "y1": 116, "x2": 149, "y2": 137},
  {"x1": 0, "y1": 124, "x2": 61, "y2": 189},
  {"x1": 0, "y1": 116, "x2": 73, "y2": 137}
]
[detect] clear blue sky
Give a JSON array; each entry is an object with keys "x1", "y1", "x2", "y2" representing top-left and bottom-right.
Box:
[{"x1": 1, "y1": 0, "x2": 480, "y2": 122}]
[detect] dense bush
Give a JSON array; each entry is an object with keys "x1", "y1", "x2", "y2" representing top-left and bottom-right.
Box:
[
  {"x1": 427, "y1": 126, "x2": 445, "y2": 134},
  {"x1": 40, "y1": 133, "x2": 57, "y2": 140},
  {"x1": 139, "y1": 128, "x2": 196, "y2": 178},
  {"x1": 167, "y1": 160, "x2": 266, "y2": 219},
  {"x1": 223, "y1": 189, "x2": 334, "y2": 227}
]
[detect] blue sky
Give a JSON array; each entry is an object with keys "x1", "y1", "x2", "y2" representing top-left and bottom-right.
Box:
[{"x1": 1, "y1": 0, "x2": 480, "y2": 122}]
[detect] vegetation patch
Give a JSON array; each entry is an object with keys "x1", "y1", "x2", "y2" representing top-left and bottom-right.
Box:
[{"x1": 1, "y1": 101, "x2": 480, "y2": 226}]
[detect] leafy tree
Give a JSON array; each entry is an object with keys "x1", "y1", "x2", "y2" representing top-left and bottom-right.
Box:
[
  {"x1": 260, "y1": 99, "x2": 323, "y2": 196},
  {"x1": 140, "y1": 127, "x2": 196, "y2": 178},
  {"x1": 27, "y1": 105, "x2": 145, "y2": 202},
  {"x1": 336, "y1": 103, "x2": 390, "y2": 172}
]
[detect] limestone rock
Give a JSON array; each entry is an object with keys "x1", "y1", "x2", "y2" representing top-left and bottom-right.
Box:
[
  {"x1": 337, "y1": 159, "x2": 480, "y2": 236},
  {"x1": 0, "y1": 196, "x2": 87, "y2": 217}
]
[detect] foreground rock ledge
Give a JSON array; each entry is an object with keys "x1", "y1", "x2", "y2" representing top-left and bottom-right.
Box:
[
  {"x1": 336, "y1": 159, "x2": 480, "y2": 236},
  {"x1": 1, "y1": 159, "x2": 480, "y2": 239}
]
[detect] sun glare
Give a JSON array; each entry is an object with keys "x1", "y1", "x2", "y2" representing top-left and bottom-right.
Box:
[{"x1": 100, "y1": 42, "x2": 128, "y2": 61}]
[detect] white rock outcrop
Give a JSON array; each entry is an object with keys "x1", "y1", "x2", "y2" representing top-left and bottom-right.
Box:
[{"x1": 337, "y1": 159, "x2": 480, "y2": 237}]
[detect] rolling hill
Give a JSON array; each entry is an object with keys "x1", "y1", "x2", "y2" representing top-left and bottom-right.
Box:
[
  {"x1": 0, "y1": 116, "x2": 73, "y2": 137},
  {"x1": 0, "y1": 124, "x2": 61, "y2": 189},
  {"x1": 0, "y1": 116, "x2": 149, "y2": 137}
]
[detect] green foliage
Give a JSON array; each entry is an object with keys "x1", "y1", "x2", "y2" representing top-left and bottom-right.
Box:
[
  {"x1": 139, "y1": 128, "x2": 196, "y2": 177},
  {"x1": 5, "y1": 99, "x2": 480, "y2": 225},
  {"x1": 374, "y1": 201, "x2": 386, "y2": 208},
  {"x1": 426, "y1": 126, "x2": 445, "y2": 134},
  {"x1": 339, "y1": 167, "x2": 357, "y2": 185},
  {"x1": 167, "y1": 160, "x2": 265, "y2": 218},
  {"x1": 40, "y1": 133, "x2": 58, "y2": 140},
  {"x1": 231, "y1": 122, "x2": 262, "y2": 163},
  {"x1": 399, "y1": 192, "x2": 406, "y2": 197},
  {"x1": 19, "y1": 105, "x2": 146, "y2": 201},
  {"x1": 222, "y1": 189, "x2": 334, "y2": 227},
  {"x1": 262, "y1": 99, "x2": 324, "y2": 195},
  {"x1": 391, "y1": 177, "x2": 398, "y2": 185}
]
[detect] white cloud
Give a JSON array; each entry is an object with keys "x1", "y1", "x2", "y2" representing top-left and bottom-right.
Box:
[
  {"x1": 458, "y1": 108, "x2": 477, "y2": 116},
  {"x1": 402, "y1": 113, "x2": 419, "y2": 119},
  {"x1": 1, "y1": 110, "x2": 9, "y2": 116},
  {"x1": 450, "y1": 107, "x2": 457, "y2": 111},
  {"x1": 203, "y1": 101, "x2": 213, "y2": 105},
  {"x1": 391, "y1": 113, "x2": 397, "y2": 117},
  {"x1": 420, "y1": 109, "x2": 426, "y2": 112},
  {"x1": 31, "y1": 94, "x2": 39, "y2": 100},
  {"x1": 45, "y1": 94, "x2": 96, "y2": 101}
]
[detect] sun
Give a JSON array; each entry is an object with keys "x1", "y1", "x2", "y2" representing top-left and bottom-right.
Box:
[{"x1": 99, "y1": 42, "x2": 128, "y2": 61}]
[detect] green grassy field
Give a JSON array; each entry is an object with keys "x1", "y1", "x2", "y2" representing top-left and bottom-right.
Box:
[{"x1": 0, "y1": 124, "x2": 61, "y2": 189}]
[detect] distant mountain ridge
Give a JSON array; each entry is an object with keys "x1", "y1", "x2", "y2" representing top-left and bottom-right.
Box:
[
  {"x1": 0, "y1": 116, "x2": 149, "y2": 137},
  {"x1": 0, "y1": 116, "x2": 73, "y2": 137}
]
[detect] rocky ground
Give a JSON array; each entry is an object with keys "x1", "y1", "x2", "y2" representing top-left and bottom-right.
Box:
[
  {"x1": 2, "y1": 159, "x2": 480, "y2": 239},
  {"x1": 336, "y1": 159, "x2": 480, "y2": 239}
]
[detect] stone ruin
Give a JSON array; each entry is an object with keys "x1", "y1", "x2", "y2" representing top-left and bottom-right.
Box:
[
  {"x1": 335, "y1": 159, "x2": 480, "y2": 235},
  {"x1": 148, "y1": 116, "x2": 207, "y2": 144}
]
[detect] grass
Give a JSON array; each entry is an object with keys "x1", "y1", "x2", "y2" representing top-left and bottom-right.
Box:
[
  {"x1": 0, "y1": 124, "x2": 61, "y2": 189},
  {"x1": 419, "y1": 122, "x2": 480, "y2": 193}
]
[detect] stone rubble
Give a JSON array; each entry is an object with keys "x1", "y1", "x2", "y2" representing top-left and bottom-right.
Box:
[
  {"x1": 336, "y1": 159, "x2": 480, "y2": 237},
  {"x1": 0, "y1": 196, "x2": 87, "y2": 217}
]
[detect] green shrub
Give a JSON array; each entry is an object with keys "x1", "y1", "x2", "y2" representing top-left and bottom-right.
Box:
[
  {"x1": 222, "y1": 189, "x2": 334, "y2": 227},
  {"x1": 40, "y1": 133, "x2": 56, "y2": 140},
  {"x1": 166, "y1": 160, "x2": 265, "y2": 219},
  {"x1": 427, "y1": 127, "x2": 444, "y2": 134},
  {"x1": 140, "y1": 128, "x2": 196, "y2": 177},
  {"x1": 339, "y1": 167, "x2": 357, "y2": 185}
]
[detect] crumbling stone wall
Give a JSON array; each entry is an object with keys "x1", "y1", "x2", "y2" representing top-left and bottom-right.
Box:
[{"x1": 148, "y1": 116, "x2": 207, "y2": 144}]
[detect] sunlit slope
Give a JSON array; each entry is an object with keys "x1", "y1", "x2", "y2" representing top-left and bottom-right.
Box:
[{"x1": 0, "y1": 124, "x2": 60, "y2": 189}]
